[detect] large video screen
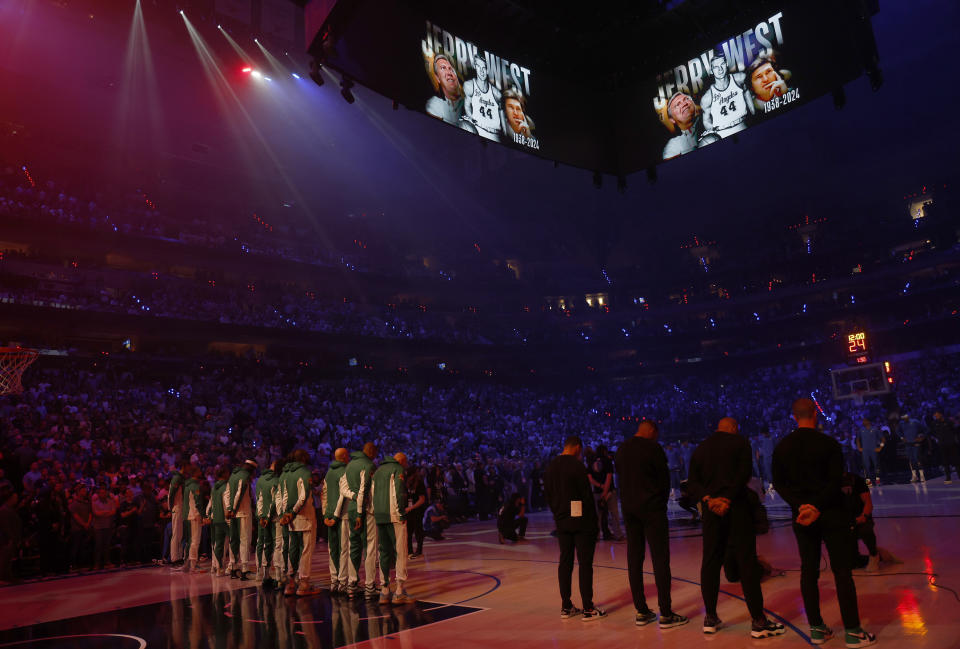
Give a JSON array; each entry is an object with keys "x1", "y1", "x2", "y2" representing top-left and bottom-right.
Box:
[
  {"x1": 650, "y1": 10, "x2": 799, "y2": 161},
  {"x1": 310, "y1": 0, "x2": 876, "y2": 175},
  {"x1": 420, "y1": 21, "x2": 541, "y2": 152}
]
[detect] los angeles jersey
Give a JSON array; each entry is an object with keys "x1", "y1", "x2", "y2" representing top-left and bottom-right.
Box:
[
  {"x1": 706, "y1": 77, "x2": 747, "y2": 136},
  {"x1": 470, "y1": 81, "x2": 500, "y2": 134}
]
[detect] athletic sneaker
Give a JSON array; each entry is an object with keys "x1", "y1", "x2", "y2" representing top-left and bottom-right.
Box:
[
  {"x1": 560, "y1": 606, "x2": 582, "y2": 619},
  {"x1": 658, "y1": 612, "x2": 689, "y2": 629},
  {"x1": 582, "y1": 607, "x2": 607, "y2": 622},
  {"x1": 810, "y1": 624, "x2": 834, "y2": 645},
  {"x1": 379, "y1": 587, "x2": 392, "y2": 605},
  {"x1": 635, "y1": 609, "x2": 657, "y2": 626},
  {"x1": 844, "y1": 628, "x2": 877, "y2": 648},
  {"x1": 393, "y1": 590, "x2": 413, "y2": 604},
  {"x1": 703, "y1": 615, "x2": 723, "y2": 634},
  {"x1": 283, "y1": 580, "x2": 296, "y2": 596},
  {"x1": 751, "y1": 618, "x2": 786, "y2": 638},
  {"x1": 296, "y1": 581, "x2": 321, "y2": 597},
  {"x1": 364, "y1": 585, "x2": 379, "y2": 601}
]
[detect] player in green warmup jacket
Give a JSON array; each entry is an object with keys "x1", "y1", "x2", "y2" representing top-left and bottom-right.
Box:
[
  {"x1": 204, "y1": 466, "x2": 230, "y2": 576},
  {"x1": 255, "y1": 460, "x2": 282, "y2": 586},
  {"x1": 321, "y1": 448, "x2": 350, "y2": 595},
  {"x1": 372, "y1": 452, "x2": 412, "y2": 604}
]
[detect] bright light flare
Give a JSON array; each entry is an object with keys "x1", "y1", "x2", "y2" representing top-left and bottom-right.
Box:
[
  {"x1": 251, "y1": 70, "x2": 262, "y2": 79},
  {"x1": 241, "y1": 67, "x2": 252, "y2": 73},
  {"x1": 291, "y1": 73, "x2": 300, "y2": 79}
]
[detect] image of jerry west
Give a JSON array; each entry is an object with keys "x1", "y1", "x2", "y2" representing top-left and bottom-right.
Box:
[
  {"x1": 503, "y1": 86, "x2": 535, "y2": 138},
  {"x1": 662, "y1": 92, "x2": 703, "y2": 160},
  {"x1": 425, "y1": 53, "x2": 465, "y2": 126},
  {"x1": 747, "y1": 52, "x2": 792, "y2": 109},
  {"x1": 700, "y1": 52, "x2": 753, "y2": 138},
  {"x1": 462, "y1": 54, "x2": 503, "y2": 142}
]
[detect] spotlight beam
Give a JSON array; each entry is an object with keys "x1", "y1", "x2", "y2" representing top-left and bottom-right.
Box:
[
  {"x1": 113, "y1": 0, "x2": 165, "y2": 165},
  {"x1": 217, "y1": 23, "x2": 255, "y2": 62},
  {"x1": 253, "y1": 39, "x2": 289, "y2": 79},
  {"x1": 180, "y1": 12, "x2": 341, "y2": 263}
]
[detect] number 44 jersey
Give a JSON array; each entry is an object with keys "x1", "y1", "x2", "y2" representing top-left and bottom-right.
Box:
[
  {"x1": 706, "y1": 77, "x2": 748, "y2": 137},
  {"x1": 470, "y1": 82, "x2": 501, "y2": 139}
]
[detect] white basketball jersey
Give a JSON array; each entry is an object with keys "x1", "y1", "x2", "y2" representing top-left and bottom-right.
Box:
[
  {"x1": 470, "y1": 81, "x2": 500, "y2": 134},
  {"x1": 707, "y1": 78, "x2": 747, "y2": 136}
]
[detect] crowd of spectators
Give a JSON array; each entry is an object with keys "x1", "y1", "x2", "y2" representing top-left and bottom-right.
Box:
[{"x1": 0, "y1": 350, "x2": 957, "y2": 582}]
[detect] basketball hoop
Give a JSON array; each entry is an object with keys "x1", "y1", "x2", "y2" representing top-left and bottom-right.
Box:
[{"x1": 0, "y1": 347, "x2": 39, "y2": 395}]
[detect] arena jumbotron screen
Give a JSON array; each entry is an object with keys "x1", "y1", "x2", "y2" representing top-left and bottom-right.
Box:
[
  {"x1": 421, "y1": 21, "x2": 540, "y2": 151},
  {"x1": 651, "y1": 11, "x2": 800, "y2": 161}
]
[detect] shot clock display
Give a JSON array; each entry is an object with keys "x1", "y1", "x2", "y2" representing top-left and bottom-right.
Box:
[{"x1": 846, "y1": 330, "x2": 870, "y2": 364}]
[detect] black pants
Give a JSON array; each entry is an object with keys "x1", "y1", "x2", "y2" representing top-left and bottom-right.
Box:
[
  {"x1": 700, "y1": 503, "x2": 765, "y2": 621},
  {"x1": 557, "y1": 528, "x2": 597, "y2": 610},
  {"x1": 624, "y1": 510, "x2": 672, "y2": 614},
  {"x1": 499, "y1": 516, "x2": 528, "y2": 542},
  {"x1": 407, "y1": 511, "x2": 424, "y2": 554},
  {"x1": 792, "y1": 508, "x2": 860, "y2": 629}
]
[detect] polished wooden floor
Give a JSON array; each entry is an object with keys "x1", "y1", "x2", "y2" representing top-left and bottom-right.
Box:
[{"x1": 2, "y1": 482, "x2": 958, "y2": 648}]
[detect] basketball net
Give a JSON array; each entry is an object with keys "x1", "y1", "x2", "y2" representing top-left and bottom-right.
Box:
[{"x1": 0, "y1": 347, "x2": 38, "y2": 395}]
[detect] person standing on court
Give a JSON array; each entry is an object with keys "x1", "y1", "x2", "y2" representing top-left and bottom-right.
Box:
[
  {"x1": 182, "y1": 465, "x2": 205, "y2": 573},
  {"x1": 855, "y1": 418, "x2": 883, "y2": 486},
  {"x1": 544, "y1": 435, "x2": 606, "y2": 621},
  {"x1": 372, "y1": 452, "x2": 412, "y2": 604},
  {"x1": 687, "y1": 417, "x2": 785, "y2": 639},
  {"x1": 341, "y1": 442, "x2": 379, "y2": 600},
  {"x1": 321, "y1": 448, "x2": 350, "y2": 595},
  {"x1": 255, "y1": 459, "x2": 282, "y2": 585},
  {"x1": 204, "y1": 466, "x2": 230, "y2": 576},
  {"x1": 279, "y1": 449, "x2": 321, "y2": 596},
  {"x1": 773, "y1": 398, "x2": 877, "y2": 648},
  {"x1": 225, "y1": 459, "x2": 257, "y2": 579},
  {"x1": 166, "y1": 461, "x2": 188, "y2": 566},
  {"x1": 615, "y1": 420, "x2": 688, "y2": 629}
]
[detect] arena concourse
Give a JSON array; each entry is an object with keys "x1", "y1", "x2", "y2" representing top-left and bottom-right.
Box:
[{"x1": 0, "y1": 1, "x2": 958, "y2": 648}]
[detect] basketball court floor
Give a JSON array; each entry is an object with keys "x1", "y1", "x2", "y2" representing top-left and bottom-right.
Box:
[{"x1": 2, "y1": 483, "x2": 958, "y2": 648}]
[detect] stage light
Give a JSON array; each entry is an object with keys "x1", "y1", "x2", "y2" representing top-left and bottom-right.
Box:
[
  {"x1": 340, "y1": 76, "x2": 355, "y2": 104},
  {"x1": 309, "y1": 59, "x2": 324, "y2": 87},
  {"x1": 241, "y1": 67, "x2": 252, "y2": 73},
  {"x1": 292, "y1": 73, "x2": 301, "y2": 79},
  {"x1": 263, "y1": 76, "x2": 272, "y2": 81},
  {"x1": 251, "y1": 70, "x2": 262, "y2": 79},
  {"x1": 217, "y1": 24, "x2": 221, "y2": 29}
]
